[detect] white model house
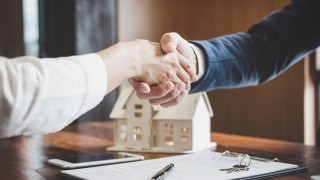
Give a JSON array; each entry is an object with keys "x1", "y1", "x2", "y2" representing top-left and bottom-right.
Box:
[{"x1": 107, "y1": 87, "x2": 215, "y2": 153}]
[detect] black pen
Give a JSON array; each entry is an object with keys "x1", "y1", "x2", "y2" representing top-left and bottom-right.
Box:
[{"x1": 151, "y1": 163, "x2": 174, "y2": 180}]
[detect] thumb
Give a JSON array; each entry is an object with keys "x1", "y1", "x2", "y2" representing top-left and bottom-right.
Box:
[
  {"x1": 137, "y1": 82, "x2": 151, "y2": 93},
  {"x1": 128, "y1": 79, "x2": 151, "y2": 93},
  {"x1": 160, "y1": 32, "x2": 180, "y2": 53}
]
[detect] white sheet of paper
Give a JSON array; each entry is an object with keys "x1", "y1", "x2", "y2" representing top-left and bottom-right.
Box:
[{"x1": 61, "y1": 151, "x2": 298, "y2": 180}]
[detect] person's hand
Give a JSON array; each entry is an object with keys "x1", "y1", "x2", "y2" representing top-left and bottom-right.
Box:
[
  {"x1": 128, "y1": 40, "x2": 196, "y2": 88},
  {"x1": 129, "y1": 32, "x2": 198, "y2": 107},
  {"x1": 97, "y1": 39, "x2": 196, "y2": 94}
]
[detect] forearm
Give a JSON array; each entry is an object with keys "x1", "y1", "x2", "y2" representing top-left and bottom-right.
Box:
[
  {"x1": 0, "y1": 54, "x2": 107, "y2": 138},
  {"x1": 190, "y1": 0, "x2": 320, "y2": 93},
  {"x1": 190, "y1": 33, "x2": 271, "y2": 93}
]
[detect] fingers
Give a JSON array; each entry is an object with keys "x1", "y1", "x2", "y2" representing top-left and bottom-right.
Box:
[
  {"x1": 128, "y1": 78, "x2": 151, "y2": 93},
  {"x1": 176, "y1": 70, "x2": 191, "y2": 91},
  {"x1": 149, "y1": 82, "x2": 187, "y2": 105},
  {"x1": 166, "y1": 54, "x2": 191, "y2": 86},
  {"x1": 163, "y1": 52, "x2": 195, "y2": 90},
  {"x1": 175, "y1": 52, "x2": 197, "y2": 82},
  {"x1": 160, "y1": 89, "x2": 188, "y2": 108},
  {"x1": 136, "y1": 81, "x2": 175, "y2": 100},
  {"x1": 161, "y1": 33, "x2": 197, "y2": 82},
  {"x1": 132, "y1": 80, "x2": 188, "y2": 108}
]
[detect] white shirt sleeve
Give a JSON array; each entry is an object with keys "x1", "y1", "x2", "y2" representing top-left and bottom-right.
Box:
[
  {"x1": 0, "y1": 53, "x2": 107, "y2": 138},
  {"x1": 190, "y1": 43, "x2": 206, "y2": 80}
]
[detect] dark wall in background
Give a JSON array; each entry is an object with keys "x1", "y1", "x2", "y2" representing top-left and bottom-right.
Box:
[
  {"x1": 39, "y1": 0, "x2": 75, "y2": 57},
  {"x1": 39, "y1": 0, "x2": 118, "y2": 121},
  {"x1": 74, "y1": 0, "x2": 118, "y2": 121},
  {"x1": 0, "y1": 0, "x2": 24, "y2": 57},
  {"x1": 74, "y1": 0, "x2": 117, "y2": 54}
]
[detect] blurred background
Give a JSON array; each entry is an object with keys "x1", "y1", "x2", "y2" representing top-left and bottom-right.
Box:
[{"x1": 0, "y1": 0, "x2": 319, "y2": 145}]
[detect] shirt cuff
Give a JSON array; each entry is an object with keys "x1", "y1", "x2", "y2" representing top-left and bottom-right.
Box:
[
  {"x1": 190, "y1": 43, "x2": 206, "y2": 80},
  {"x1": 70, "y1": 53, "x2": 108, "y2": 118}
]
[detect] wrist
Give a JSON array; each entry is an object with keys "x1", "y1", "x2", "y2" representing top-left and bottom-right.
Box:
[
  {"x1": 96, "y1": 42, "x2": 138, "y2": 94},
  {"x1": 190, "y1": 46, "x2": 198, "y2": 75},
  {"x1": 122, "y1": 39, "x2": 158, "y2": 81},
  {"x1": 97, "y1": 42, "x2": 137, "y2": 80},
  {"x1": 120, "y1": 40, "x2": 145, "y2": 79}
]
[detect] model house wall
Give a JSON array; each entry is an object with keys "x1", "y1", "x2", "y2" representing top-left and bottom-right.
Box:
[
  {"x1": 154, "y1": 120, "x2": 192, "y2": 151},
  {"x1": 108, "y1": 87, "x2": 214, "y2": 153},
  {"x1": 126, "y1": 93, "x2": 153, "y2": 149}
]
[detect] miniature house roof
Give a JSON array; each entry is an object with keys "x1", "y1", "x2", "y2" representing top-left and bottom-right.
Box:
[{"x1": 110, "y1": 86, "x2": 213, "y2": 120}]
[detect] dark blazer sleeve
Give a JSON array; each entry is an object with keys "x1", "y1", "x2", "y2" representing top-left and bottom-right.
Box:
[{"x1": 190, "y1": 0, "x2": 320, "y2": 93}]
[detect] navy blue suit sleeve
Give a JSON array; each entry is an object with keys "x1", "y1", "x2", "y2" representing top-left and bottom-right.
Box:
[{"x1": 190, "y1": 0, "x2": 320, "y2": 93}]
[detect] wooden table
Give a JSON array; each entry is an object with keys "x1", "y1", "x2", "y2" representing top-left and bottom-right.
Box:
[{"x1": 0, "y1": 121, "x2": 319, "y2": 179}]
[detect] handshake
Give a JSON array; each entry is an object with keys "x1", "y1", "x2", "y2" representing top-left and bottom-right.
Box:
[{"x1": 97, "y1": 32, "x2": 199, "y2": 108}]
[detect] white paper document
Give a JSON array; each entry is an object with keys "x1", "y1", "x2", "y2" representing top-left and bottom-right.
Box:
[{"x1": 60, "y1": 151, "x2": 299, "y2": 180}]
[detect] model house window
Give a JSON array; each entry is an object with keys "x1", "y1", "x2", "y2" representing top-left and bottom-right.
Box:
[
  {"x1": 134, "y1": 112, "x2": 142, "y2": 118},
  {"x1": 164, "y1": 123, "x2": 174, "y2": 146},
  {"x1": 165, "y1": 137, "x2": 174, "y2": 146},
  {"x1": 120, "y1": 124, "x2": 127, "y2": 141},
  {"x1": 135, "y1": 104, "x2": 142, "y2": 109},
  {"x1": 181, "y1": 127, "x2": 189, "y2": 141},
  {"x1": 134, "y1": 104, "x2": 143, "y2": 118},
  {"x1": 133, "y1": 126, "x2": 142, "y2": 140}
]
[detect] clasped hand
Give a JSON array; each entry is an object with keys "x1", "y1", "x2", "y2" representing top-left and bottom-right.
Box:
[
  {"x1": 129, "y1": 33, "x2": 198, "y2": 108},
  {"x1": 127, "y1": 40, "x2": 196, "y2": 91},
  {"x1": 98, "y1": 32, "x2": 196, "y2": 107}
]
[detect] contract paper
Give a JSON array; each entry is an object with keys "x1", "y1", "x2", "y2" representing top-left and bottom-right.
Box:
[{"x1": 60, "y1": 151, "x2": 299, "y2": 180}]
